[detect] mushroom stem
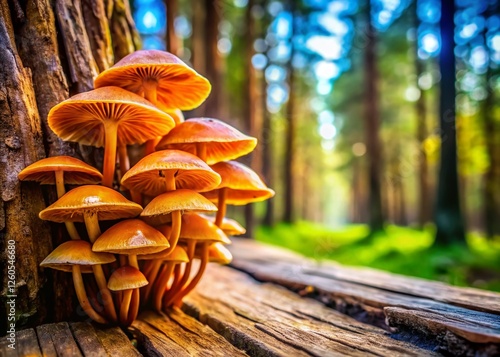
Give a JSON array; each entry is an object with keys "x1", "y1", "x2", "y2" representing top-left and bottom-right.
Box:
[
  {"x1": 164, "y1": 170, "x2": 176, "y2": 191},
  {"x1": 55, "y1": 171, "x2": 81, "y2": 240},
  {"x1": 164, "y1": 241, "x2": 196, "y2": 307},
  {"x1": 129, "y1": 254, "x2": 139, "y2": 269},
  {"x1": 120, "y1": 289, "x2": 133, "y2": 326},
  {"x1": 120, "y1": 255, "x2": 127, "y2": 266},
  {"x1": 102, "y1": 122, "x2": 118, "y2": 188},
  {"x1": 126, "y1": 254, "x2": 141, "y2": 325},
  {"x1": 215, "y1": 188, "x2": 227, "y2": 227},
  {"x1": 143, "y1": 260, "x2": 162, "y2": 303},
  {"x1": 173, "y1": 242, "x2": 209, "y2": 307},
  {"x1": 92, "y1": 265, "x2": 118, "y2": 322},
  {"x1": 143, "y1": 79, "x2": 158, "y2": 155},
  {"x1": 118, "y1": 144, "x2": 130, "y2": 176},
  {"x1": 130, "y1": 190, "x2": 142, "y2": 205},
  {"x1": 196, "y1": 143, "x2": 207, "y2": 161},
  {"x1": 72, "y1": 265, "x2": 108, "y2": 324},
  {"x1": 155, "y1": 262, "x2": 175, "y2": 312},
  {"x1": 83, "y1": 213, "x2": 102, "y2": 243}
]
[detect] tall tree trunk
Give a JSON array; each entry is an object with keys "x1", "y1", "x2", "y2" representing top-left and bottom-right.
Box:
[
  {"x1": 434, "y1": 0, "x2": 465, "y2": 245},
  {"x1": 413, "y1": 2, "x2": 430, "y2": 228},
  {"x1": 0, "y1": 0, "x2": 137, "y2": 330},
  {"x1": 262, "y1": 75, "x2": 275, "y2": 226},
  {"x1": 363, "y1": 1, "x2": 384, "y2": 232},
  {"x1": 166, "y1": 0, "x2": 181, "y2": 55},
  {"x1": 283, "y1": 0, "x2": 296, "y2": 223},
  {"x1": 203, "y1": 0, "x2": 222, "y2": 118}
]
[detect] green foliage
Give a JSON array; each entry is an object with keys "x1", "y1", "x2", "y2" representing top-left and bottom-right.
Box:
[{"x1": 256, "y1": 222, "x2": 500, "y2": 291}]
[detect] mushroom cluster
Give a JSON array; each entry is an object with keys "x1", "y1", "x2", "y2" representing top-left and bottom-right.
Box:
[{"x1": 18, "y1": 50, "x2": 274, "y2": 327}]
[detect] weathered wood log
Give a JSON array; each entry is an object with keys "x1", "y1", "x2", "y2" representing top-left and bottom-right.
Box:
[{"x1": 227, "y1": 239, "x2": 500, "y2": 355}]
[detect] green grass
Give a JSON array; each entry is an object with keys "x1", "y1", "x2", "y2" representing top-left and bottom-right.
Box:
[{"x1": 256, "y1": 222, "x2": 500, "y2": 292}]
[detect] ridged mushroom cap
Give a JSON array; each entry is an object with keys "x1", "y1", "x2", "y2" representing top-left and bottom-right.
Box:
[
  {"x1": 39, "y1": 185, "x2": 142, "y2": 222},
  {"x1": 140, "y1": 189, "x2": 217, "y2": 226},
  {"x1": 40, "y1": 240, "x2": 115, "y2": 273},
  {"x1": 179, "y1": 213, "x2": 231, "y2": 244},
  {"x1": 121, "y1": 150, "x2": 221, "y2": 196},
  {"x1": 108, "y1": 266, "x2": 148, "y2": 291},
  {"x1": 156, "y1": 118, "x2": 257, "y2": 164},
  {"x1": 194, "y1": 242, "x2": 233, "y2": 264},
  {"x1": 203, "y1": 161, "x2": 275, "y2": 205},
  {"x1": 137, "y1": 244, "x2": 189, "y2": 262},
  {"x1": 18, "y1": 156, "x2": 102, "y2": 185},
  {"x1": 92, "y1": 219, "x2": 169, "y2": 255},
  {"x1": 94, "y1": 50, "x2": 211, "y2": 111},
  {"x1": 48, "y1": 86, "x2": 175, "y2": 147}
]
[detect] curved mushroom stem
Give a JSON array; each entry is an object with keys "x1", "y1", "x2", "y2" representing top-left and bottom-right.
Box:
[
  {"x1": 164, "y1": 240, "x2": 196, "y2": 307},
  {"x1": 173, "y1": 242, "x2": 209, "y2": 307},
  {"x1": 120, "y1": 289, "x2": 133, "y2": 326},
  {"x1": 72, "y1": 265, "x2": 108, "y2": 324},
  {"x1": 120, "y1": 255, "x2": 127, "y2": 266},
  {"x1": 55, "y1": 171, "x2": 81, "y2": 240},
  {"x1": 103, "y1": 122, "x2": 118, "y2": 188},
  {"x1": 154, "y1": 262, "x2": 175, "y2": 312},
  {"x1": 92, "y1": 265, "x2": 118, "y2": 323},
  {"x1": 142, "y1": 260, "x2": 162, "y2": 303},
  {"x1": 117, "y1": 144, "x2": 130, "y2": 176},
  {"x1": 196, "y1": 143, "x2": 207, "y2": 162},
  {"x1": 143, "y1": 79, "x2": 158, "y2": 155},
  {"x1": 126, "y1": 255, "x2": 140, "y2": 325},
  {"x1": 215, "y1": 188, "x2": 227, "y2": 227},
  {"x1": 83, "y1": 213, "x2": 102, "y2": 243}
]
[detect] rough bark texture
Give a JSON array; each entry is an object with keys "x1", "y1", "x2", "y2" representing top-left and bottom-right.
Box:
[{"x1": 0, "y1": 0, "x2": 137, "y2": 330}]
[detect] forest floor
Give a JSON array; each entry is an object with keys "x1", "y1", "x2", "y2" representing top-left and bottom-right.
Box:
[{"x1": 256, "y1": 222, "x2": 500, "y2": 292}]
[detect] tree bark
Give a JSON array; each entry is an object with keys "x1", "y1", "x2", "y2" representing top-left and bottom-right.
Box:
[
  {"x1": 165, "y1": 0, "x2": 181, "y2": 55},
  {"x1": 434, "y1": 0, "x2": 465, "y2": 245},
  {"x1": 363, "y1": 1, "x2": 384, "y2": 232},
  {"x1": 203, "y1": 0, "x2": 222, "y2": 118},
  {"x1": 0, "y1": 0, "x2": 137, "y2": 329}
]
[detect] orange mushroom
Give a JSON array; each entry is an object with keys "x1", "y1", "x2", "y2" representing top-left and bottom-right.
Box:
[
  {"x1": 202, "y1": 215, "x2": 246, "y2": 236},
  {"x1": 194, "y1": 242, "x2": 233, "y2": 265},
  {"x1": 156, "y1": 118, "x2": 257, "y2": 164},
  {"x1": 203, "y1": 161, "x2": 275, "y2": 227},
  {"x1": 47, "y1": 86, "x2": 175, "y2": 187},
  {"x1": 18, "y1": 156, "x2": 102, "y2": 240}
]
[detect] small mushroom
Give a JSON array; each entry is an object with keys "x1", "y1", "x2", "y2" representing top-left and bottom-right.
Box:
[
  {"x1": 47, "y1": 86, "x2": 175, "y2": 187},
  {"x1": 156, "y1": 118, "x2": 257, "y2": 164},
  {"x1": 40, "y1": 241, "x2": 115, "y2": 324},
  {"x1": 194, "y1": 242, "x2": 233, "y2": 265},
  {"x1": 203, "y1": 161, "x2": 275, "y2": 227},
  {"x1": 18, "y1": 156, "x2": 103, "y2": 240},
  {"x1": 202, "y1": 215, "x2": 246, "y2": 236},
  {"x1": 108, "y1": 266, "x2": 148, "y2": 326}
]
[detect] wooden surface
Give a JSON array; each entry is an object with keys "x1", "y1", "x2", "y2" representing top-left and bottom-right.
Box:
[{"x1": 1, "y1": 238, "x2": 499, "y2": 356}]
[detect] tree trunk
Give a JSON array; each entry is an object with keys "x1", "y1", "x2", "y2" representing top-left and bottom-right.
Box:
[
  {"x1": 0, "y1": 0, "x2": 137, "y2": 330},
  {"x1": 203, "y1": 0, "x2": 222, "y2": 118},
  {"x1": 166, "y1": 0, "x2": 181, "y2": 55},
  {"x1": 363, "y1": 1, "x2": 384, "y2": 232},
  {"x1": 434, "y1": 0, "x2": 465, "y2": 245},
  {"x1": 262, "y1": 74, "x2": 275, "y2": 227}
]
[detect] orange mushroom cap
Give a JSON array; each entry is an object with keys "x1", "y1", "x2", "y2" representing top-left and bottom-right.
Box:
[
  {"x1": 121, "y1": 150, "x2": 221, "y2": 196},
  {"x1": 179, "y1": 213, "x2": 231, "y2": 244},
  {"x1": 202, "y1": 215, "x2": 246, "y2": 236},
  {"x1": 47, "y1": 86, "x2": 175, "y2": 147},
  {"x1": 194, "y1": 242, "x2": 233, "y2": 264},
  {"x1": 39, "y1": 185, "x2": 142, "y2": 222},
  {"x1": 140, "y1": 189, "x2": 218, "y2": 226},
  {"x1": 40, "y1": 240, "x2": 115, "y2": 273},
  {"x1": 203, "y1": 161, "x2": 275, "y2": 205},
  {"x1": 137, "y1": 244, "x2": 189, "y2": 263},
  {"x1": 92, "y1": 219, "x2": 170, "y2": 255},
  {"x1": 156, "y1": 118, "x2": 257, "y2": 165},
  {"x1": 108, "y1": 266, "x2": 148, "y2": 291},
  {"x1": 18, "y1": 156, "x2": 102, "y2": 185},
  {"x1": 94, "y1": 50, "x2": 211, "y2": 111}
]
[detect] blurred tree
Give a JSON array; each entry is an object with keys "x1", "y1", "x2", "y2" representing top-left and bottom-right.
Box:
[
  {"x1": 363, "y1": 0, "x2": 385, "y2": 232},
  {"x1": 166, "y1": 0, "x2": 181, "y2": 55},
  {"x1": 204, "y1": 0, "x2": 223, "y2": 117},
  {"x1": 434, "y1": 0, "x2": 465, "y2": 245}
]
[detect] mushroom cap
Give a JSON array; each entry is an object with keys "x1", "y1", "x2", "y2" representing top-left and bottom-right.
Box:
[
  {"x1": 156, "y1": 118, "x2": 257, "y2": 164},
  {"x1": 108, "y1": 266, "x2": 148, "y2": 291},
  {"x1": 39, "y1": 185, "x2": 142, "y2": 223},
  {"x1": 121, "y1": 150, "x2": 221, "y2": 196},
  {"x1": 18, "y1": 156, "x2": 103, "y2": 185},
  {"x1": 194, "y1": 243, "x2": 233, "y2": 264},
  {"x1": 163, "y1": 108, "x2": 185, "y2": 125},
  {"x1": 94, "y1": 50, "x2": 211, "y2": 111},
  {"x1": 137, "y1": 244, "x2": 189, "y2": 262},
  {"x1": 48, "y1": 86, "x2": 175, "y2": 147},
  {"x1": 179, "y1": 213, "x2": 231, "y2": 244},
  {"x1": 202, "y1": 215, "x2": 246, "y2": 236},
  {"x1": 40, "y1": 240, "x2": 116, "y2": 272},
  {"x1": 92, "y1": 219, "x2": 170, "y2": 255},
  {"x1": 140, "y1": 189, "x2": 218, "y2": 226},
  {"x1": 203, "y1": 161, "x2": 275, "y2": 205}
]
